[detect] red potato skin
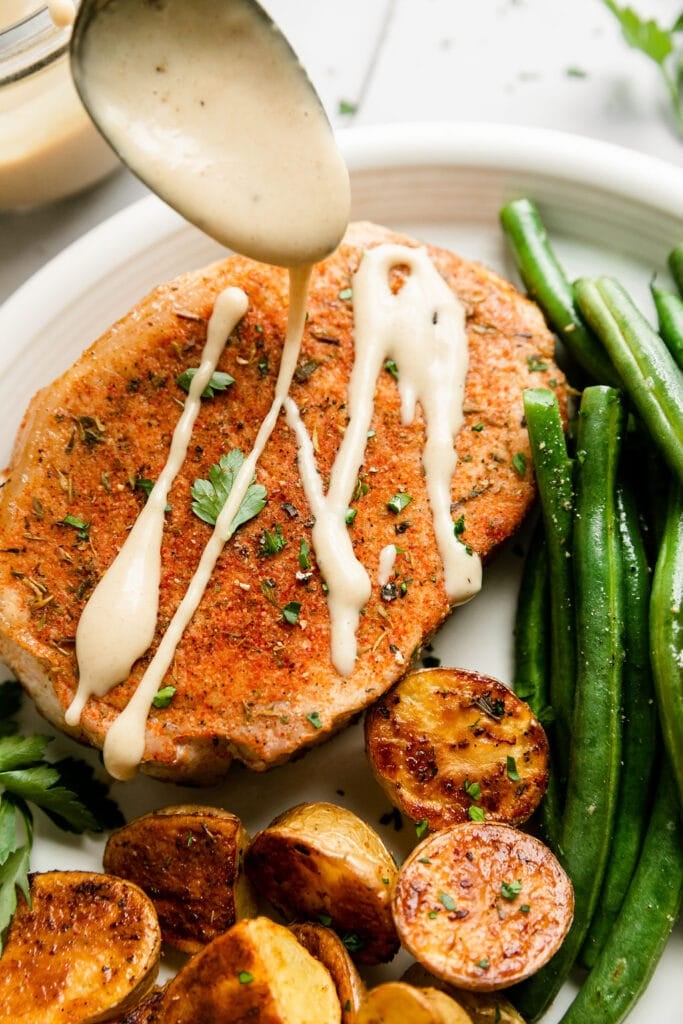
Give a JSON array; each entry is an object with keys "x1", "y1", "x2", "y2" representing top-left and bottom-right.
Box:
[{"x1": 393, "y1": 823, "x2": 574, "y2": 991}]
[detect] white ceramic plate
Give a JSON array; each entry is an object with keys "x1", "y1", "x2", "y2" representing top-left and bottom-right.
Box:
[{"x1": 1, "y1": 124, "x2": 682, "y2": 1019}]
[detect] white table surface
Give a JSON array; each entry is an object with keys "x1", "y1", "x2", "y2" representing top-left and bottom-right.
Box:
[{"x1": 1, "y1": 0, "x2": 682, "y2": 305}]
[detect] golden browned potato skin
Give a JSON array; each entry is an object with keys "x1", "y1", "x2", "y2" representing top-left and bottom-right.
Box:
[
  {"x1": 365, "y1": 668, "x2": 549, "y2": 831},
  {"x1": 290, "y1": 922, "x2": 366, "y2": 1023},
  {"x1": 0, "y1": 222, "x2": 565, "y2": 783},
  {"x1": 246, "y1": 801, "x2": 400, "y2": 964},
  {"x1": 355, "y1": 981, "x2": 474, "y2": 1023},
  {"x1": 109, "y1": 986, "x2": 168, "y2": 1024},
  {"x1": 155, "y1": 916, "x2": 341, "y2": 1024},
  {"x1": 0, "y1": 871, "x2": 161, "y2": 1024},
  {"x1": 392, "y1": 823, "x2": 573, "y2": 991},
  {"x1": 103, "y1": 804, "x2": 256, "y2": 952},
  {"x1": 401, "y1": 963, "x2": 527, "y2": 1023}
]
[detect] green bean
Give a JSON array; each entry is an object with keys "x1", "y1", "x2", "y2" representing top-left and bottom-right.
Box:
[
  {"x1": 512, "y1": 517, "x2": 561, "y2": 846},
  {"x1": 669, "y1": 241, "x2": 683, "y2": 294},
  {"x1": 558, "y1": 768, "x2": 683, "y2": 1024},
  {"x1": 580, "y1": 480, "x2": 657, "y2": 968},
  {"x1": 522, "y1": 388, "x2": 575, "y2": 792},
  {"x1": 513, "y1": 517, "x2": 550, "y2": 719},
  {"x1": 512, "y1": 386, "x2": 624, "y2": 1022},
  {"x1": 499, "y1": 198, "x2": 620, "y2": 386},
  {"x1": 574, "y1": 276, "x2": 683, "y2": 484},
  {"x1": 650, "y1": 477, "x2": 683, "y2": 814},
  {"x1": 651, "y1": 281, "x2": 683, "y2": 371}
]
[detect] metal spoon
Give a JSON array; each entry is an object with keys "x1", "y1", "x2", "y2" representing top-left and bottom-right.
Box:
[{"x1": 70, "y1": 0, "x2": 350, "y2": 266}]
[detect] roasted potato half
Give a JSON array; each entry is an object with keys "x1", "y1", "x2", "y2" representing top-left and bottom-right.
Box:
[
  {"x1": 155, "y1": 916, "x2": 341, "y2": 1024},
  {"x1": 0, "y1": 870, "x2": 161, "y2": 1024},
  {"x1": 103, "y1": 804, "x2": 256, "y2": 952},
  {"x1": 392, "y1": 822, "x2": 573, "y2": 991},
  {"x1": 355, "y1": 981, "x2": 473, "y2": 1023},
  {"x1": 402, "y1": 963, "x2": 526, "y2": 1023},
  {"x1": 109, "y1": 986, "x2": 168, "y2": 1024},
  {"x1": 290, "y1": 922, "x2": 365, "y2": 1022},
  {"x1": 245, "y1": 801, "x2": 400, "y2": 964},
  {"x1": 365, "y1": 667, "x2": 549, "y2": 831}
]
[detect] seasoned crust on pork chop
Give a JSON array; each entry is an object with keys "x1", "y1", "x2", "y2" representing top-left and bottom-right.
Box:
[{"x1": 0, "y1": 222, "x2": 565, "y2": 783}]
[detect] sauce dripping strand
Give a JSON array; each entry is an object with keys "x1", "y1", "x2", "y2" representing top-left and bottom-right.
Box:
[
  {"x1": 102, "y1": 267, "x2": 311, "y2": 780},
  {"x1": 65, "y1": 286, "x2": 249, "y2": 730},
  {"x1": 286, "y1": 244, "x2": 482, "y2": 678}
]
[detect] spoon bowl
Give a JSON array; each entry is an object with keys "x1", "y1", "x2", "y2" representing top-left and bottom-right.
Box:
[{"x1": 71, "y1": 0, "x2": 350, "y2": 266}]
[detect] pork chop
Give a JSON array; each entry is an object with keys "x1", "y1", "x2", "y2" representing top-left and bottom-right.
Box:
[{"x1": 0, "y1": 222, "x2": 565, "y2": 783}]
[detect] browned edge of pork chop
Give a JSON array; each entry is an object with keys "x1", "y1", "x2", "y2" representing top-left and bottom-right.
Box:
[{"x1": 0, "y1": 222, "x2": 565, "y2": 783}]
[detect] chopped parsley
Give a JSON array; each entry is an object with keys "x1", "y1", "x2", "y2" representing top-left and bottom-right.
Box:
[
  {"x1": 176, "y1": 367, "x2": 235, "y2": 397},
  {"x1": 306, "y1": 711, "x2": 323, "y2": 730},
  {"x1": 415, "y1": 818, "x2": 430, "y2": 838},
  {"x1": 526, "y1": 355, "x2": 548, "y2": 372},
  {"x1": 463, "y1": 778, "x2": 481, "y2": 800},
  {"x1": 512, "y1": 452, "x2": 528, "y2": 477},
  {"x1": 345, "y1": 508, "x2": 358, "y2": 526},
  {"x1": 476, "y1": 958, "x2": 490, "y2": 970},
  {"x1": 438, "y1": 892, "x2": 457, "y2": 911},
  {"x1": 318, "y1": 913, "x2": 332, "y2": 926},
  {"x1": 353, "y1": 476, "x2": 369, "y2": 501},
  {"x1": 338, "y1": 99, "x2": 358, "y2": 116},
  {"x1": 135, "y1": 477, "x2": 155, "y2": 498},
  {"x1": 238, "y1": 971, "x2": 254, "y2": 984},
  {"x1": 60, "y1": 513, "x2": 90, "y2": 541},
  {"x1": 501, "y1": 879, "x2": 523, "y2": 900},
  {"x1": 387, "y1": 492, "x2": 412, "y2": 514},
  {"x1": 342, "y1": 932, "x2": 365, "y2": 952},
  {"x1": 298, "y1": 538, "x2": 311, "y2": 571},
  {"x1": 507, "y1": 755, "x2": 521, "y2": 782},
  {"x1": 152, "y1": 685, "x2": 176, "y2": 709},
  {"x1": 469, "y1": 805, "x2": 486, "y2": 822},
  {"x1": 282, "y1": 601, "x2": 301, "y2": 625},
  {"x1": 384, "y1": 358, "x2": 399, "y2": 380},
  {"x1": 260, "y1": 524, "x2": 287, "y2": 556},
  {"x1": 191, "y1": 449, "x2": 266, "y2": 537},
  {"x1": 338, "y1": 287, "x2": 353, "y2": 301}
]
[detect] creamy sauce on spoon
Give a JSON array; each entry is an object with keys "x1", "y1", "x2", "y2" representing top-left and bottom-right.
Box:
[
  {"x1": 68, "y1": 1, "x2": 480, "y2": 780},
  {"x1": 72, "y1": 0, "x2": 350, "y2": 266}
]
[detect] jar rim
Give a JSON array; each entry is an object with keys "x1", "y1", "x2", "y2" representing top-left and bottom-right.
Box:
[{"x1": 0, "y1": 7, "x2": 70, "y2": 86}]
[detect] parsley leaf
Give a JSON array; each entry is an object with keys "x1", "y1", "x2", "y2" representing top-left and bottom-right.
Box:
[
  {"x1": 387, "y1": 492, "x2": 412, "y2": 514},
  {"x1": 0, "y1": 682, "x2": 123, "y2": 951},
  {"x1": 191, "y1": 449, "x2": 267, "y2": 537},
  {"x1": 152, "y1": 685, "x2": 176, "y2": 709},
  {"x1": 501, "y1": 879, "x2": 523, "y2": 901},
  {"x1": 260, "y1": 524, "x2": 287, "y2": 557},
  {"x1": 176, "y1": 367, "x2": 235, "y2": 397},
  {"x1": 282, "y1": 601, "x2": 301, "y2": 625},
  {"x1": 512, "y1": 452, "x2": 528, "y2": 477},
  {"x1": 298, "y1": 538, "x2": 311, "y2": 570},
  {"x1": 61, "y1": 514, "x2": 90, "y2": 541},
  {"x1": 602, "y1": 0, "x2": 683, "y2": 133}
]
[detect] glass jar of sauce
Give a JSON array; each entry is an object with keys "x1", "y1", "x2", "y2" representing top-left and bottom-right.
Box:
[{"x1": 0, "y1": 2, "x2": 120, "y2": 210}]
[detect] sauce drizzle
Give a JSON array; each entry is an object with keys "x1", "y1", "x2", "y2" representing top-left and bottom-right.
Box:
[
  {"x1": 65, "y1": 287, "x2": 248, "y2": 728},
  {"x1": 102, "y1": 267, "x2": 311, "y2": 780}
]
